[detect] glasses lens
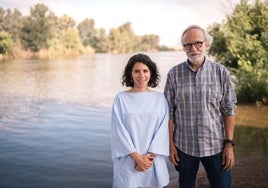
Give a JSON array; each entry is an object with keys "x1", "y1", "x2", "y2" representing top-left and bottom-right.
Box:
[
  {"x1": 183, "y1": 44, "x2": 192, "y2": 50},
  {"x1": 194, "y1": 41, "x2": 203, "y2": 48}
]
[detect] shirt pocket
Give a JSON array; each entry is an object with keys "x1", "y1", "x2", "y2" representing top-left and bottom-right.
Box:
[
  {"x1": 175, "y1": 82, "x2": 194, "y2": 103},
  {"x1": 206, "y1": 80, "x2": 222, "y2": 106}
]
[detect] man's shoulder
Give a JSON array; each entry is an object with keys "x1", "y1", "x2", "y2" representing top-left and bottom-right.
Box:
[
  {"x1": 206, "y1": 59, "x2": 228, "y2": 70},
  {"x1": 169, "y1": 61, "x2": 186, "y2": 72}
]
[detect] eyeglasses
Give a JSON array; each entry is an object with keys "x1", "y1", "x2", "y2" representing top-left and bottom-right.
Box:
[{"x1": 183, "y1": 40, "x2": 206, "y2": 50}]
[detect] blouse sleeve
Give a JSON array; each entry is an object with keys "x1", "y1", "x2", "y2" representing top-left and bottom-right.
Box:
[
  {"x1": 148, "y1": 95, "x2": 169, "y2": 156},
  {"x1": 111, "y1": 95, "x2": 136, "y2": 159}
]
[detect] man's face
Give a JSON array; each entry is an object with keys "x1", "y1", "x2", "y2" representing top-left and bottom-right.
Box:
[{"x1": 182, "y1": 28, "x2": 209, "y2": 65}]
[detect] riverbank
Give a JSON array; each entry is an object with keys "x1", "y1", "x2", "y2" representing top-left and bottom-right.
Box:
[{"x1": 166, "y1": 154, "x2": 268, "y2": 188}]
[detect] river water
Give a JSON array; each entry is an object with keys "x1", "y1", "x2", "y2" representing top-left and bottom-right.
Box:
[{"x1": 0, "y1": 52, "x2": 267, "y2": 188}]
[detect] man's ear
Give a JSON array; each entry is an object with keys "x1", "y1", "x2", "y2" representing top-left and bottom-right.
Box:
[{"x1": 205, "y1": 40, "x2": 210, "y2": 51}]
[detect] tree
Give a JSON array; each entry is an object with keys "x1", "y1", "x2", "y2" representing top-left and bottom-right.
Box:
[
  {"x1": 57, "y1": 14, "x2": 76, "y2": 32},
  {"x1": 19, "y1": 3, "x2": 56, "y2": 52},
  {"x1": 60, "y1": 28, "x2": 83, "y2": 51},
  {"x1": 0, "y1": 31, "x2": 13, "y2": 55},
  {"x1": 139, "y1": 34, "x2": 160, "y2": 51},
  {"x1": 94, "y1": 28, "x2": 109, "y2": 52},
  {"x1": 0, "y1": 8, "x2": 4, "y2": 22},
  {"x1": 0, "y1": 8, "x2": 23, "y2": 41},
  {"x1": 208, "y1": 0, "x2": 268, "y2": 103},
  {"x1": 108, "y1": 22, "x2": 138, "y2": 53},
  {"x1": 77, "y1": 18, "x2": 97, "y2": 47}
]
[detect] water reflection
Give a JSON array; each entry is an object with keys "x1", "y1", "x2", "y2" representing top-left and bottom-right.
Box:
[
  {"x1": 0, "y1": 52, "x2": 183, "y2": 106},
  {"x1": 236, "y1": 104, "x2": 268, "y2": 128},
  {"x1": 235, "y1": 126, "x2": 268, "y2": 156},
  {"x1": 0, "y1": 56, "x2": 125, "y2": 106}
]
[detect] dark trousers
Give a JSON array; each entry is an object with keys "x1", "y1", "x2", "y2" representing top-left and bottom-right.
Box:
[{"x1": 175, "y1": 149, "x2": 232, "y2": 188}]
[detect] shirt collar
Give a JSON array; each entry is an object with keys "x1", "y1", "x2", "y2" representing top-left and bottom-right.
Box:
[{"x1": 185, "y1": 57, "x2": 208, "y2": 72}]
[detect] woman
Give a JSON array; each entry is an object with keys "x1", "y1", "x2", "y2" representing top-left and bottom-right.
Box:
[{"x1": 111, "y1": 53, "x2": 170, "y2": 188}]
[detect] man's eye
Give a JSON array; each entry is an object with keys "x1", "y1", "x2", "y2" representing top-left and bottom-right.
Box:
[{"x1": 195, "y1": 42, "x2": 202, "y2": 45}]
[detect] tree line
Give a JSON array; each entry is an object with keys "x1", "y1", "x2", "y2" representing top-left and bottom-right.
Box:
[{"x1": 0, "y1": 3, "x2": 172, "y2": 58}]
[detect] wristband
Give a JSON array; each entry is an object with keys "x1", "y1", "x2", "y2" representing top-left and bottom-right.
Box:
[{"x1": 223, "y1": 139, "x2": 235, "y2": 146}]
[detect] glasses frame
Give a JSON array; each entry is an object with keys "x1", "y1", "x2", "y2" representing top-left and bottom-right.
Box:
[{"x1": 183, "y1": 40, "x2": 206, "y2": 50}]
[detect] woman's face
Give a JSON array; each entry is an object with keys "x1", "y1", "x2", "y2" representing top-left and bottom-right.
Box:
[{"x1": 131, "y1": 62, "x2": 151, "y2": 90}]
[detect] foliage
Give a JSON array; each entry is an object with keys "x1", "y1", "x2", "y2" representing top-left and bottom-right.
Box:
[
  {"x1": 94, "y1": 28, "x2": 109, "y2": 53},
  {"x1": 208, "y1": 0, "x2": 268, "y2": 103},
  {"x1": 57, "y1": 14, "x2": 76, "y2": 32},
  {"x1": 0, "y1": 3, "x2": 174, "y2": 58},
  {"x1": 108, "y1": 22, "x2": 138, "y2": 53},
  {"x1": 107, "y1": 22, "x2": 162, "y2": 53},
  {"x1": 19, "y1": 4, "x2": 56, "y2": 52},
  {"x1": 77, "y1": 20, "x2": 162, "y2": 53},
  {"x1": 60, "y1": 28, "x2": 84, "y2": 52},
  {"x1": 77, "y1": 18, "x2": 96, "y2": 47},
  {"x1": 235, "y1": 71, "x2": 268, "y2": 103},
  {"x1": 138, "y1": 34, "x2": 160, "y2": 51},
  {"x1": 0, "y1": 31, "x2": 13, "y2": 55},
  {"x1": 0, "y1": 8, "x2": 23, "y2": 41}
]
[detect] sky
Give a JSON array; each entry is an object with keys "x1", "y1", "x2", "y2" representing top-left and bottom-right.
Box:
[{"x1": 0, "y1": 0, "x2": 240, "y2": 48}]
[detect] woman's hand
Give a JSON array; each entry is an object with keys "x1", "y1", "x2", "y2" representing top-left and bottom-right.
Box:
[{"x1": 134, "y1": 153, "x2": 156, "y2": 171}]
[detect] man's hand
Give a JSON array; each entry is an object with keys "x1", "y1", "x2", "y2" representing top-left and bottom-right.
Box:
[
  {"x1": 169, "y1": 143, "x2": 179, "y2": 165},
  {"x1": 222, "y1": 145, "x2": 235, "y2": 171}
]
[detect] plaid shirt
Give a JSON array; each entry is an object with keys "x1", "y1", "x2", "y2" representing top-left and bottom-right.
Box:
[{"x1": 164, "y1": 59, "x2": 237, "y2": 157}]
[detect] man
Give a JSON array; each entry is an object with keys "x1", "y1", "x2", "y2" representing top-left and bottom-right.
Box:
[{"x1": 164, "y1": 25, "x2": 237, "y2": 188}]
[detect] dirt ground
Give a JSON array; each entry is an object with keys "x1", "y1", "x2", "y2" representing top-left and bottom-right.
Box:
[{"x1": 165, "y1": 155, "x2": 268, "y2": 188}]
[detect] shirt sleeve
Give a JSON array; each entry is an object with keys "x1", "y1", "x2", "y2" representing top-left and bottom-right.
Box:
[
  {"x1": 111, "y1": 95, "x2": 136, "y2": 159},
  {"x1": 220, "y1": 67, "x2": 237, "y2": 116},
  {"x1": 164, "y1": 70, "x2": 176, "y2": 121}
]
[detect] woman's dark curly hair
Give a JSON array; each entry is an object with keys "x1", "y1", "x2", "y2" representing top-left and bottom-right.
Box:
[{"x1": 121, "y1": 53, "x2": 160, "y2": 88}]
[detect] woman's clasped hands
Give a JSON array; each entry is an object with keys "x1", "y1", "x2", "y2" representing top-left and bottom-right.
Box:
[{"x1": 134, "y1": 153, "x2": 156, "y2": 172}]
